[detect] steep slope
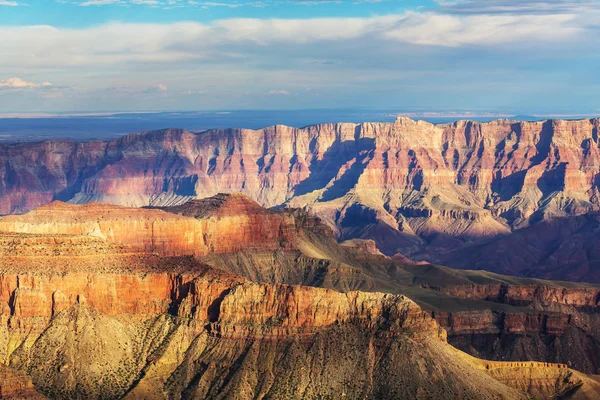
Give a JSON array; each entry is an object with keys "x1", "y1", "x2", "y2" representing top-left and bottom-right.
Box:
[
  {"x1": 0, "y1": 248, "x2": 590, "y2": 400},
  {"x1": 1, "y1": 118, "x2": 600, "y2": 281},
  {"x1": 0, "y1": 222, "x2": 526, "y2": 399},
  {"x1": 0, "y1": 269, "x2": 530, "y2": 400},
  {"x1": 1, "y1": 198, "x2": 600, "y2": 398},
  {"x1": 432, "y1": 212, "x2": 600, "y2": 282},
  {"x1": 2, "y1": 196, "x2": 599, "y2": 376}
]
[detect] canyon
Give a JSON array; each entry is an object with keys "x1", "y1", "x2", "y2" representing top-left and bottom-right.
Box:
[
  {"x1": 1, "y1": 117, "x2": 600, "y2": 282},
  {"x1": 0, "y1": 196, "x2": 600, "y2": 398}
]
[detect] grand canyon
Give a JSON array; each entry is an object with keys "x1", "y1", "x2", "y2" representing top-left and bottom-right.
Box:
[
  {"x1": 4, "y1": 0, "x2": 600, "y2": 396},
  {"x1": 1, "y1": 118, "x2": 600, "y2": 398},
  {"x1": 0, "y1": 193, "x2": 599, "y2": 399},
  {"x1": 2, "y1": 117, "x2": 600, "y2": 281}
]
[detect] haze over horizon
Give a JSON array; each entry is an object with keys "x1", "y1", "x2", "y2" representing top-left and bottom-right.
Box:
[{"x1": 1, "y1": 0, "x2": 599, "y2": 114}]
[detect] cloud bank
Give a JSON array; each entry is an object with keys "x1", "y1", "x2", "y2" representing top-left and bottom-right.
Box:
[{"x1": 0, "y1": 2, "x2": 599, "y2": 111}]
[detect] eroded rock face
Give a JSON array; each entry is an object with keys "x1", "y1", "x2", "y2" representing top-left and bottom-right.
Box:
[
  {"x1": 0, "y1": 199, "x2": 598, "y2": 398},
  {"x1": 0, "y1": 202, "x2": 600, "y2": 373},
  {"x1": 1, "y1": 266, "x2": 588, "y2": 400},
  {"x1": 0, "y1": 267, "x2": 451, "y2": 399},
  {"x1": 423, "y1": 282, "x2": 600, "y2": 374},
  {"x1": 2, "y1": 199, "x2": 600, "y2": 376},
  {"x1": 2, "y1": 118, "x2": 600, "y2": 281},
  {"x1": 0, "y1": 364, "x2": 46, "y2": 399},
  {"x1": 340, "y1": 239, "x2": 386, "y2": 256},
  {"x1": 0, "y1": 194, "x2": 323, "y2": 257}
]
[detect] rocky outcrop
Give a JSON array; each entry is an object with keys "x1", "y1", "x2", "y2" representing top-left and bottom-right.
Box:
[
  {"x1": 2, "y1": 199, "x2": 600, "y2": 376},
  {"x1": 0, "y1": 199, "x2": 598, "y2": 397},
  {"x1": 0, "y1": 265, "x2": 501, "y2": 399},
  {"x1": 420, "y1": 281, "x2": 600, "y2": 374},
  {"x1": 423, "y1": 281, "x2": 600, "y2": 308},
  {"x1": 0, "y1": 194, "x2": 327, "y2": 257},
  {"x1": 2, "y1": 118, "x2": 600, "y2": 281},
  {"x1": 0, "y1": 364, "x2": 46, "y2": 399},
  {"x1": 475, "y1": 360, "x2": 600, "y2": 399},
  {"x1": 340, "y1": 239, "x2": 385, "y2": 256},
  {"x1": 0, "y1": 265, "x2": 587, "y2": 400},
  {"x1": 434, "y1": 308, "x2": 600, "y2": 374}
]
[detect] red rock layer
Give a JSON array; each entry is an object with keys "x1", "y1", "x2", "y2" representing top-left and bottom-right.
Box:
[
  {"x1": 426, "y1": 282, "x2": 600, "y2": 308},
  {"x1": 0, "y1": 364, "x2": 46, "y2": 399},
  {"x1": 424, "y1": 281, "x2": 600, "y2": 373},
  {"x1": 0, "y1": 269, "x2": 442, "y2": 344},
  {"x1": 0, "y1": 119, "x2": 599, "y2": 249},
  {"x1": 210, "y1": 283, "x2": 441, "y2": 340},
  {"x1": 0, "y1": 194, "x2": 319, "y2": 257}
]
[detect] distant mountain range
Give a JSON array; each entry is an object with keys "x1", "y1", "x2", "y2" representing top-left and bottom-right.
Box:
[{"x1": 2, "y1": 117, "x2": 600, "y2": 283}]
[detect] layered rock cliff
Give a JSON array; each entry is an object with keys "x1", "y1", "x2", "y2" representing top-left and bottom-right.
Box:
[
  {"x1": 2, "y1": 198, "x2": 600, "y2": 378},
  {"x1": 0, "y1": 263, "x2": 591, "y2": 400},
  {"x1": 1, "y1": 198, "x2": 600, "y2": 398},
  {"x1": 2, "y1": 118, "x2": 600, "y2": 282},
  {"x1": 0, "y1": 243, "x2": 523, "y2": 400},
  {"x1": 0, "y1": 194, "x2": 324, "y2": 257}
]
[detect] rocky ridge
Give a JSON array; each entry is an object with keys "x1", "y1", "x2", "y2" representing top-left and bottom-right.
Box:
[
  {"x1": 0, "y1": 259, "x2": 589, "y2": 399},
  {"x1": 0, "y1": 197, "x2": 599, "y2": 399},
  {"x1": 0, "y1": 194, "x2": 318, "y2": 257},
  {"x1": 2, "y1": 117, "x2": 600, "y2": 281}
]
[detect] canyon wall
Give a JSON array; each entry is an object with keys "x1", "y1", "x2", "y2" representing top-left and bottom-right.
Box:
[
  {"x1": 2, "y1": 118, "x2": 600, "y2": 281},
  {"x1": 423, "y1": 281, "x2": 600, "y2": 373},
  {"x1": 2, "y1": 267, "x2": 594, "y2": 400},
  {"x1": 0, "y1": 199, "x2": 599, "y2": 397},
  {"x1": 2, "y1": 199, "x2": 600, "y2": 376},
  {"x1": 0, "y1": 194, "x2": 319, "y2": 257}
]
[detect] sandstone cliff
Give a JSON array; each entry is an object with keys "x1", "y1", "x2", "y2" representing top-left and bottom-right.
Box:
[
  {"x1": 0, "y1": 264, "x2": 589, "y2": 400},
  {"x1": 0, "y1": 194, "x2": 324, "y2": 258},
  {"x1": 1, "y1": 199, "x2": 600, "y2": 398},
  {"x1": 2, "y1": 198, "x2": 600, "y2": 377},
  {"x1": 2, "y1": 118, "x2": 600, "y2": 281}
]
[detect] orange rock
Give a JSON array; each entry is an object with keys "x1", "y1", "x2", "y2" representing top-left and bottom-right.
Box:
[
  {"x1": 0, "y1": 194, "x2": 324, "y2": 257},
  {"x1": 0, "y1": 364, "x2": 46, "y2": 399}
]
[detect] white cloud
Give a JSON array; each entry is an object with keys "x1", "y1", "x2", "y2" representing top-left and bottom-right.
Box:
[
  {"x1": 63, "y1": 0, "x2": 360, "y2": 7},
  {"x1": 384, "y1": 12, "x2": 583, "y2": 47},
  {"x1": 0, "y1": 1, "x2": 19, "y2": 5},
  {"x1": 0, "y1": 5, "x2": 599, "y2": 111},
  {"x1": 268, "y1": 89, "x2": 290, "y2": 95},
  {"x1": 0, "y1": 78, "x2": 53, "y2": 89},
  {"x1": 0, "y1": 10, "x2": 594, "y2": 72},
  {"x1": 436, "y1": 0, "x2": 600, "y2": 15}
]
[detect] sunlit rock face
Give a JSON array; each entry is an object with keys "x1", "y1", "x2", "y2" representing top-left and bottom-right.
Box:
[
  {"x1": 1, "y1": 117, "x2": 600, "y2": 281},
  {"x1": 0, "y1": 194, "x2": 320, "y2": 257},
  {"x1": 0, "y1": 250, "x2": 589, "y2": 400},
  {"x1": 0, "y1": 198, "x2": 599, "y2": 398}
]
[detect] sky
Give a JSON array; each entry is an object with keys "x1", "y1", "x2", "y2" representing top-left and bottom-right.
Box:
[{"x1": 0, "y1": 0, "x2": 599, "y2": 113}]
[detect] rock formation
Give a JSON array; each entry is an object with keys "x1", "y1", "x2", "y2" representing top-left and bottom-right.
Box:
[
  {"x1": 0, "y1": 364, "x2": 46, "y2": 399},
  {"x1": 0, "y1": 197, "x2": 600, "y2": 399},
  {"x1": 0, "y1": 194, "x2": 323, "y2": 258},
  {"x1": 2, "y1": 118, "x2": 600, "y2": 281},
  {"x1": 0, "y1": 252, "x2": 591, "y2": 399}
]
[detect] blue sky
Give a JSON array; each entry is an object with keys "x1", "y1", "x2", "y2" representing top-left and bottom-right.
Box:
[
  {"x1": 0, "y1": 1, "x2": 438, "y2": 26},
  {"x1": 0, "y1": 0, "x2": 599, "y2": 114}
]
